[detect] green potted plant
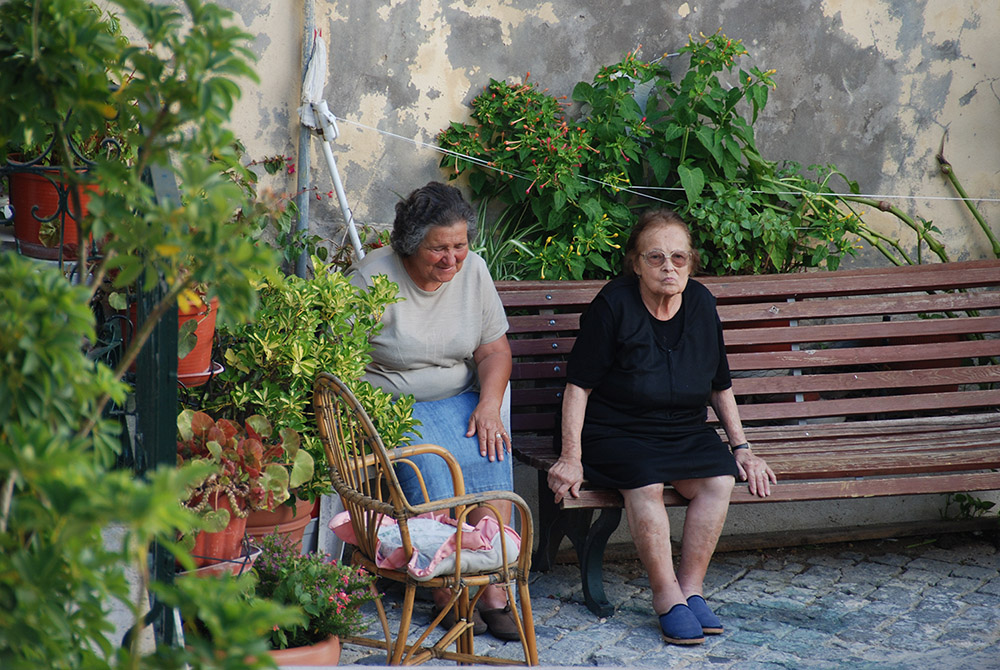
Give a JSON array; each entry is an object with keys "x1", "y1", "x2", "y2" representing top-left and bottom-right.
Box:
[
  {"x1": 251, "y1": 531, "x2": 377, "y2": 663},
  {"x1": 176, "y1": 409, "x2": 314, "y2": 567},
  {"x1": 179, "y1": 260, "x2": 418, "y2": 507},
  {"x1": 0, "y1": 1, "x2": 137, "y2": 262}
]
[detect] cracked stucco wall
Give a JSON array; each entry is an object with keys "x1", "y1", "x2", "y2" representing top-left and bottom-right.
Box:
[
  {"x1": 208, "y1": 1, "x2": 999, "y2": 540},
  {"x1": 223, "y1": 0, "x2": 998, "y2": 264}
]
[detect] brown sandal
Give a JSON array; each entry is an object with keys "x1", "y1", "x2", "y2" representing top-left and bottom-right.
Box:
[
  {"x1": 479, "y1": 605, "x2": 521, "y2": 641},
  {"x1": 432, "y1": 603, "x2": 487, "y2": 635}
]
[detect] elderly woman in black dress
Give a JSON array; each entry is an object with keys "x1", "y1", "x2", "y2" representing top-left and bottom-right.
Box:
[{"x1": 547, "y1": 209, "x2": 776, "y2": 645}]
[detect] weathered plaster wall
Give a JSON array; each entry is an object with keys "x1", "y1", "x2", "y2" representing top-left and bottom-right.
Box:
[
  {"x1": 223, "y1": 0, "x2": 998, "y2": 264},
  {"x1": 211, "y1": 1, "x2": 999, "y2": 542}
]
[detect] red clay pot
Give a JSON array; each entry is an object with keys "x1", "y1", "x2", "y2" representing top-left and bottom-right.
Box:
[
  {"x1": 246, "y1": 498, "x2": 314, "y2": 550},
  {"x1": 190, "y1": 491, "x2": 247, "y2": 568},
  {"x1": 267, "y1": 635, "x2": 341, "y2": 666},
  {"x1": 177, "y1": 295, "x2": 219, "y2": 380},
  {"x1": 10, "y1": 170, "x2": 96, "y2": 260}
]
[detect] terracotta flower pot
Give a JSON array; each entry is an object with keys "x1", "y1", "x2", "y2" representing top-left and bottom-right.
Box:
[
  {"x1": 267, "y1": 635, "x2": 341, "y2": 666},
  {"x1": 246, "y1": 498, "x2": 314, "y2": 550},
  {"x1": 178, "y1": 545, "x2": 261, "y2": 578},
  {"x1": 177, "y1": 295, "x2": 219, "y2": 380},
  {"x1": 10, "y1": 170, "x2": 97, "y2": 260},
  {"x1": 190, "y1": 491, "x2": 247, "y2": 568},
  {"x1": 127, "y1": 295, "x2": 220, "y2": 387}
]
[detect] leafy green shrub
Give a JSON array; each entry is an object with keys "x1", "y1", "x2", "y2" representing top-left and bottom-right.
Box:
[
  {"x1": 179, "y1": 262, "x2": 417, "y2": 501},
  {"x1": 439, "y1": 33, "x2": 862, "y2": 278},
  {"x1": 0, "y1": 254, "x2": 296, "y2": 669},
  {"x1": 252, "y1": 531, "x2": 377, "y2": 648},
  {"x1": 1, "y1": 1, "x2": 295, "y2": 666}
]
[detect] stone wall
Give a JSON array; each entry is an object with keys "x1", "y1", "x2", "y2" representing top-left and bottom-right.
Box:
[{"x1": 225, "y1": 0, "x2": 997, "y2": 264}]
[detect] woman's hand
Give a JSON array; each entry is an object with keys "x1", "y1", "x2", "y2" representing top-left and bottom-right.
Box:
[
  {"x1": 466, "y1": 404, "x2": 509, "y2": 462},
  {"x1": 470, "y1": 335, "x2": 513, "y2": 462},
  {"x1": 734, "y1": 449, "x2": 777, "y2": 497},
  {"x1": 548, "y1": 456, "x2": 584, "y2": 504}
]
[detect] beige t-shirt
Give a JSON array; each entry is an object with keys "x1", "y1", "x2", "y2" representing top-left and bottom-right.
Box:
[{"x1": 348, "y1": 246, "x2": 509, "y2": 402}]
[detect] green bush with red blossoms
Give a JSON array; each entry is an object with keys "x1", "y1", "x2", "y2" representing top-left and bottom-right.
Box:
[
  {"x1": 251, "y1": 532, "x2": 378, "y2": 649},
  {"x1": 439, "y1": 32, "x2": 863, "y2": 279}
]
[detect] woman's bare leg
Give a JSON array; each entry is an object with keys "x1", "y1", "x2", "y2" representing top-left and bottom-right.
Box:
[
  {"x1": 672, "y1": 475, "x2": 734, "y2": 597},
  {"x1": 621, "y1": 483, "x2": 686, "y2": 614}
]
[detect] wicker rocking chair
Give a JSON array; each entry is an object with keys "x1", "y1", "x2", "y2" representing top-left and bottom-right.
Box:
[{"x1": 313, "y1": 372, "x2": 538, "y2": 666}]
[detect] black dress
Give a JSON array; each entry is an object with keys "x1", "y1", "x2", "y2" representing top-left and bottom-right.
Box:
[{"x1": 565, "y1": 276, "x2": 739, "y2": 490}]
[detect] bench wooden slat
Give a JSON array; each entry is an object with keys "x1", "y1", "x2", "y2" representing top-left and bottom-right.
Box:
[
  {"x1": 743, "y1": 413, "x2": 1000, "y2": 440},
  {"x1": 507, "y1": 313, "x2": 585, "y2": 333},
  {"x1": 727, "y1": 338, "x2": 1000, "y2": 371},
  {"x1": 701, "y1": 263, "x2": 1000, "y2": 300},
  {"x1": 724, "y1": 315, "x2": 1000, "y2": 347},
  {"x1": 731, "y1": 365, "x2": 1000, "y2": 396},
  {"x1": 717, "y1": 290, "x2": 1000, "y2": 324},
  {"x1": 509, "y1": 337, "x2": 579, "y2": 357},
  {"x1": 564, "y1": 471, "x2": 1000, "y2": 508},
  {"x1": 498, "y1": 262, "x2": 1000, "y2": 301},
  {"x1": 727, "y1": 389, "x2": 1000, "y2": 421}
]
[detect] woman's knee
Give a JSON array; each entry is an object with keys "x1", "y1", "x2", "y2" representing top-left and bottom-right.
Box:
[
  {"x1": 673, "y1": 475, "x2": 734, "y2": 502},
  {"x1": 621, "y1": 482, "x2": 666, "y2": 507}
]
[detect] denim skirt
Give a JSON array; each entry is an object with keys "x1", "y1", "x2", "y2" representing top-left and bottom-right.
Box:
[{"x1": 394, "y1": 390, "x2": 513, "y2": 504}]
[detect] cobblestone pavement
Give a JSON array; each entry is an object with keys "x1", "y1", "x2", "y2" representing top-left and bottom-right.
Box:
[{"x1": 339, "y1": 531, "x2": 1000, "y2": 668}]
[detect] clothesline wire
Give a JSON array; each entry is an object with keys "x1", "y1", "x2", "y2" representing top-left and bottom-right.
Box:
[{"x1": 336, "y1": 116, "x2": 1000, "y2": 205}]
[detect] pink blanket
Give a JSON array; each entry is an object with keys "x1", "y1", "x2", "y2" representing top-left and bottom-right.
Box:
[{"x1": 330, "y1": 510, "x2": 521, "y2": 582}]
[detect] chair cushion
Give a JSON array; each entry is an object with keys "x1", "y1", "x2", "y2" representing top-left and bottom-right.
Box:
[{"x1": 330, "y1": 510, "x2": 521, "y2": 582}]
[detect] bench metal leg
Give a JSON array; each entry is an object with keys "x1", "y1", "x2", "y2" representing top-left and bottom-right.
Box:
[
  {"x1": 578, "y1": 508, "x2": 620, "y2": 618},
  {"x1": 531, "y1": 471, "x2": 621, "y2": 617},
  {"x1": 532, "y1": 469, "x2": 568, "y2": 572}
]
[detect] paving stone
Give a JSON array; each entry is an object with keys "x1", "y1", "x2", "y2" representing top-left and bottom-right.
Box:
[
  {"x1": 843, "y1": 561, "x2": 903, "y2": 584},
  {"x1": 978, "y1": 578, "x2": 1000, "y2": 596},
  {"x1": 906, "y1": 557, "x2": 961, "y2": 574},
  {"x1": 591, "y1": 644, "x2": 647, "y2": 666},
  {"x1": 531, "y1": 623, "x2": 561, "y2": 645},
  {"x1": 869, "y1": 583, "x2": 923, "y2": 605},
  {"x1": 838, "y1": 551, "x2": 867, "y2": 562},
  {"x1": 880, "y1": 620, "x2": 937, "y2": 651},
  {"x1": 897, "y1": 567, "x2": 940, "y2": 584},
  {"x1": 950, "y1": 563, "x2": 998, "y2": 580},
  {"x1": 542, "y1": 631, "x2": 600, "y2": 665},
  {"x1": 870, "y1": 552, "x2": 913, "y2": 567},
  {"x1": 804, "y1": 554, "x2": 856, "y2": 569},
  {"x1": 831, "y1": 581, "x2": 879, "y2": 598},
  {"x1": 934, "y1": 575, "x2": 982, "y2": 597},
  {"x1": 925, "y1": 544, "x2": 997, "y2": 564},
  {"x1": 790, "y1": 568, "x2": 839, "y2": 590}
]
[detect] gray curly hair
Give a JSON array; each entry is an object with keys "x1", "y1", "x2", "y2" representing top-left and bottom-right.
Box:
[{"x1": 390, "y1": 181, "x2": 477, "y2": 257}]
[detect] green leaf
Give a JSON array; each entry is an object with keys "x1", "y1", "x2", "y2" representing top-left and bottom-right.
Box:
[
  {"x1": 572, "y1": 81, "x2": 595, "y2": 104},
  {"x1": 177, "y1": 319, "x2": 199, "y2": 359},
  {"x1": 552, "y1": 189, "x2": 567, "y2": 212},
  {"x1": 677, "y1": 164, "x2": 705, "y2": 205}
]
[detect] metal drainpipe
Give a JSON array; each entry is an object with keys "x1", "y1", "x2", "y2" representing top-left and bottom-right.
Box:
[{"x1": 295, "y1": 0, "x2": 315, "y2": 279}]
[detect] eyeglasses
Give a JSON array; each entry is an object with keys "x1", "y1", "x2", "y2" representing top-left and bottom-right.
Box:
[{"x1": 640, "y1": 249, "x2": 691, "y2": 268}]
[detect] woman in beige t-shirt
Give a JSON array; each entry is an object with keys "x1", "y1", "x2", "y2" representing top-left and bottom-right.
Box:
[{"x1": 348, "y1": 181, "x2": 518, "y2": 640}]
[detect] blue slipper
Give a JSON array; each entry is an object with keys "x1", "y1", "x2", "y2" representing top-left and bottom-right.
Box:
[
  {"x1": 658, "y1": 604, "x2": 705, "y2": 645},
  {"x1": 686, "y1": 595, "x2": 723, "y2": 634}
]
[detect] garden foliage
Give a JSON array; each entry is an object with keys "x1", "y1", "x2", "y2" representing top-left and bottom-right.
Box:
[
  {"x1": 438, "y1": 32, "x2": 863, "y2": 278},
  {"x1": 179, "y1": 263, "x2": 417, "y2": 501},
  {"x1": 252, "y1": 532, "x2": 377, "y2": 648}
]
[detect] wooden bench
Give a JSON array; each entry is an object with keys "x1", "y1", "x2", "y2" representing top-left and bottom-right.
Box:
[{"x1": 497, "y1": 259, "x2": 1000, "y2": 616}]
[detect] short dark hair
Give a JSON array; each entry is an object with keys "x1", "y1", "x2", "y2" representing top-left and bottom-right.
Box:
[
  {"x1": 623, "y1": 209, "x2": 701, "y2": 277},
  {"x1": 390, "y1": 181, "x2": 477, "y2": 257}
]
